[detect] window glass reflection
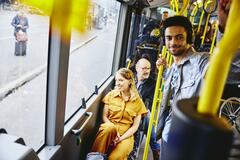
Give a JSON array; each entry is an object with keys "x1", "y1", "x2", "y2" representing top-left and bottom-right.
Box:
[
  {"x1": 65, "y1": 0, "x2": 120, "y2": 121},
  {"x1": 0, "y1": 5, "x2": 49, "y2": 151}
]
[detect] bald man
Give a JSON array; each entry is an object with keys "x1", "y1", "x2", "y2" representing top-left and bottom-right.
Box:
[{"x1": 129, "y1": 57, "x2": 160, "y2": 160}]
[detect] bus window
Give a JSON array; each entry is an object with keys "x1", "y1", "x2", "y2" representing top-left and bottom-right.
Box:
[
  {"x1": 0, "y1": 5, "x2": 49, "y2": 151},
  {"x1": 64, "y1": 0, "x2": 121, "y2": 122}
]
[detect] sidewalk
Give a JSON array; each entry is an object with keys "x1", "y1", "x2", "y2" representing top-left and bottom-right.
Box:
[{"x1": 0, "y1": 27, "x2": 102, "y2": 100}]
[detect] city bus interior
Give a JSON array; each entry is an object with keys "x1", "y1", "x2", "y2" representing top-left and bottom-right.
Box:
[{"x1": 0, "y1": 0, "x2": 239, "y2": 160}]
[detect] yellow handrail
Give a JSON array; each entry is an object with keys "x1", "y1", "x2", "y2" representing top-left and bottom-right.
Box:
[
  {"x1": 168, "y1": 51, "x2": 173, "y2": 65},
  {"x1": 154, "y1": 53, "x2": 172, "y2": 131},
  {"x1": 198, "y1": 0, "x2": 240, "y2": 115},
  {"x1": 210, "y1": 24, "x2": 218, "y2": 54},
  {"x1": 154, "y1": 82, "x2": 163, "y2": 131},
  {"x1": 142, "y1": 46, "x2": 167, "y2": 160},
  {"x1": 190, "y1": 4, "x2": 199, "y2": 23},
  {"x1": 197, "y1": 10, "x2": 205, "y2": 33},
  {"x1": 201, "y1": 13, "x2": 210, "y2": 45},
  {"x1": 178, "y1": 0, "x2": 189, "y2": 15},
  {"x1": 126, "y1": 59, "x2": 131, "y2": 69},
  {"x1": 171, "y1": 0, "x2": 175, "y2": 15},
  {"x1": 197, "y1": 0, "x2": 213, "y2": 34},
  {"x1": 175, "y1": 0, "x2": 179, "y2": 15}
]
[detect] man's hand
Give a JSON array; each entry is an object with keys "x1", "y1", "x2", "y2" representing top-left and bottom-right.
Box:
[
  {"x1": 156, "y1": 55, "x2": 167, "y2": 69},
  {"x1": 218, "y1": 0, "x2": 231, "y2": 32}
]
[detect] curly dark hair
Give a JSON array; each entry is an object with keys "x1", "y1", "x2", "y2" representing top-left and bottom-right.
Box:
[{"x1": 162, "y1": 16, "x2": 193, "y2": 44}]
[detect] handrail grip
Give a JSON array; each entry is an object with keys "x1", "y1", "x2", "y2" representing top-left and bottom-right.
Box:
[{"x1": 71, "y1": 112, "x2": 93, "y2": 136}]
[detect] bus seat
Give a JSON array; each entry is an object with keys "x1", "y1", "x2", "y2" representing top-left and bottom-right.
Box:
[{"x1": 0, "y1": 131, "x2": 39, "y2": 160}]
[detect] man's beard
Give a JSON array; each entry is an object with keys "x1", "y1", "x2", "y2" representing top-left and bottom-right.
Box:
[
  {"x1": 140, "y1": 74, "x2": 149, "y2": 81},
  {"x1": 170, "y1": 45, "x2": 188, "y2": 56}
]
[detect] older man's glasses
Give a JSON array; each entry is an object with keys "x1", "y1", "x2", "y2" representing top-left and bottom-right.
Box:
[{"x1": 139, "y1": 67, "x2": 150, "y2": 70}]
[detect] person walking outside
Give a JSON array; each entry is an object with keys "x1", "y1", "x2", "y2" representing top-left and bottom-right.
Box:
[{"x1": 11, "y1": 11, "x2": 29, "y2": 56}]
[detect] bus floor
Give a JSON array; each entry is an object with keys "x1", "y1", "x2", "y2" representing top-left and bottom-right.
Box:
[{"x1": 137, "y1": 136, "x2": 158, "y2": 160}]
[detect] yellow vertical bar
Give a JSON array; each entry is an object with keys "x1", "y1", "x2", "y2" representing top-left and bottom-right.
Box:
[
  {"x1": 154, "y1": 51, "x2": 172, "y2": 131},
  {"x1": 190, "y1": 6, "x2": 198, "y2": 23},
  {"x1": 197, "y1": 11, "x2": 205, "y2": 33},
  {"x1": 210, "y1": 24, "x2": 218, "y2": 54},
  {"x1": 183, "y1": 7, "x2": 188, "y2": 17},
  {"x1": 198, "y1": 0, "x2": 240, "y2": 115},
  {"x1": 201, "y1": 13, "x2": 210, "y2": 45},
  {"x1": 179, "y1": 0, "x2": 189, "y2": 16},
  {"x1": 169, "y1": 52, "x2": 173, "y2": 65},
  {"x1": 171, "y1": 0, "x2": 175, "y2": 15},
  {"x1": 127, "y1": 59, "x2": 131, "y2": 69},
  {"x1": 154, "y1": 83, "x2": 163, "y2": 131},
  {"x1": 143, "y1": 46, "x2": 167, "y2": 160},
  {"x1": 175, "y1": 0, "x2": 179, "y2": 15}
]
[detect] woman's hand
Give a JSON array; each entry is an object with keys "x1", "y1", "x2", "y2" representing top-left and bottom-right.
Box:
[
  {"x1": 113, "y1": 132, "x2": 121, "y2": 145},
  {"x1": 113, "y1": 115, "x2": 142, "y2": 145}
]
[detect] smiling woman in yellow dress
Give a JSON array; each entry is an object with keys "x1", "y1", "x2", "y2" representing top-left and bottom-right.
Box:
[{"x1": 91, "y1": 68, "x2": 147, "y2": 160}]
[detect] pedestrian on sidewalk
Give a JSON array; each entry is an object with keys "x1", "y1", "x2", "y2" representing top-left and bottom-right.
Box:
[
  {"x1": 11, "y1": 11, "x2": 29, "y2": 56},
  {"x1": 0, "y1": 0, "x2": 7, "y2": 10}
]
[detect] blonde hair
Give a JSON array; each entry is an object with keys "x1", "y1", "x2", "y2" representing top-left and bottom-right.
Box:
[{"x1": 116, "y1": 68, "x2": 139, "y2": 99}]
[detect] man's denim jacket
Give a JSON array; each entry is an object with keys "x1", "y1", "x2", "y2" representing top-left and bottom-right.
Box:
[{"x1": 159, "y1": 47, "x2": 209, "y2": 142}]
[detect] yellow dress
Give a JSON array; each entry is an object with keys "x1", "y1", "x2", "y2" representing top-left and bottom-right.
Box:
[{"x1": 91, "y1": 89, "x2": 147, "y2": 160}]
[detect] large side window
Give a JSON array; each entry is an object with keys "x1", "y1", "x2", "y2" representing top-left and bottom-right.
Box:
[
  {"x1": 0, "y1": 5, "x2": 49, "y2": 151},
  {"x1": 65, "y1": 0, "x2": 120, "y2": 121}
]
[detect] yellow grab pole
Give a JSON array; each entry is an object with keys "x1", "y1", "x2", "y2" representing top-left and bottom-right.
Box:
[
  {"x1": 154, "y1": 85, "x2": 163, "y2": 131},
  {"x1": 190, "y1": 5, "x2": 198, "y2": 23},
  {"x1": 183, "y1": 7, "x2": 188, "y2": 17},
  {"x1": 198, "y1": 0, "x2": 240, "y2": 115},
  {"x1": 166, "y1": 50, "x2": 171, "y2": 63},
  {"x1": 198, "y1": 0, "x2": 213, "y2": 36},
  {"x1": 126, "y1": 59, "x2": 131, "y2": 69},
  {"x1": 168, "y1": 52, "x2": 173, "y2": 65},
  {"x1": 197, "y1": 10, "x2": 205, "y2": 33},
  {"x1": 171, "y1": 0, "x2": 176, "y2": 15},
  {"x1": 152, "y1": 46, "x2": 165, "y2": 128},
  {"x1": 179, "y1": 0, "x2": 189, "y2": 15},
  {"x1": 153, "y1": 46, "x2": 169, "y2": 130},
  {"x1": 154, "y1": 51, "x2": 172, "y2": 131},
  {"x1": 175, "y1": 0, "x2": 179, "y2": 15},
  {"x1": 143, "y1": 46, "x2": 167, "y2": 160},
  {"x1": 201, "y1": 13, "x2": 210, "y2": 45},
  {"x1": 210, "y1": 24, "x2": 218, "y2": 54},
  {"x1": 152, "y1": 77, "x2": 163, "y2": 128}
]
